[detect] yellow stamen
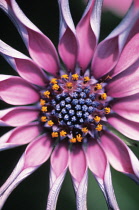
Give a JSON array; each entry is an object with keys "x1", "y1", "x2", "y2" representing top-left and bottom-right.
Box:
[
  {"x1": 95, "y1": 124, "x2": 103, "y2": 131},
  {"x1": 51, "y1": 132, "x2": 58, "y2": 138},
  {"x1": 95, "y1": 83, "x2": 102, "y2": 90},
  {"x1": 94, "y1": 116, "x2": 101, "y2": 122},
  {"x1": 41, "y1": 116, "x2": 47, "y2": 122},
  {"x1": 40, "y1": 99, "x2": 46, "y2": 106},
  {"x1": 41, "y1": 106, "x2": 48, "y2": 112},
  {"x1": 84, "y1": 76, "x2": 90, "y2": 82},
  {"x1": 48, "y1": 120, "x2": 54, "y2": 126},
  {"x1": 60, "y1": 130, "x2": 67, "y2": 137},
  {"x1": 66, "y1": 82, "x2": 73, "y2": 89},
  {"x1": 76, "y1": 134, "x2": 83, "y2": 142},
  {"x1": 101, "y1": 93, "x2": 107, "y2": 100},
  {"x1": 52, "y1": 84, "x2": 60, "y2": 91},
  {"x1": 61, "y1": 74, "x2": 69, "y2": 79},
  {"x1": 81, "y1": 127, "x2": 88, "y2": 133},
  {"x1": 43, "y1": 91, "x2": 50, "y2": 98},
  {"x1": 70, "y1": 138, "x2": 76, "y2": 143},
  {"x1": 72, "y1": 73, "x2": 79, "y2": 81},
  {"x1": 50, "y1": 78, "x2": 57, "y2": 84},
  {"x1": 104, "y1": 107, "x2": 111, "y2": 114}
]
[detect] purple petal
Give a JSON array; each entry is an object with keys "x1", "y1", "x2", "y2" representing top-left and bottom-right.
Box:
[
  {"x1": 91, "y1": 3, "x2": 139, "y2": 79},
  {"x1": 24, "y1": 133, "x2": 52, "y2": 168},
  {"x1": 58, "y1": 0, "x2": 78, "y2": 71},
  {"x1": 0, "y1": 0, "x2": 60, "y2": 75},
  {"x1": 69, "y1": 145, "x2": 88, "y2": 210},
  {"x1": 101, "y1": 131, "x2": 139, "y2": 182},
  {"x1": 0, "y1": 134, "x2": 52, "y2": 209},
  {"x1": 134, "y1": 0, "x2": 139, "y2": 8},
  {"x1": 86, "y1": 140, "x2": 119, "y2": 209},
  {"x1": 0, "y1": 76, "x2": 40, "y2": 105},
  {"x1": 111, "y1": 26, "x2": 139, "y2": 77},
  {"x1": 75, "y1": 170, "x2": 88, "y2": 210},
  {"x1": 0, "y1": 106, "x2": 39, "y2": 126},
  {"x1": 47, "y1": 142, "x2": 68, "y2": 210},
  {"x1": 69, "y1": 145, "x2": 86, "y2": 183},
  {"x1": 103, "y1": 0, "x2": 131, "y2": 16},
  {"x1": 107, "y1": 113, "x2": 139, "y2": 140},
  {"x1": 106, "y1": 59, "x2": 139, "y2": 98},
  {"x1": 76, "y1": 0, "x2": 103, "y2": 70},
  {"x1": 111, "y1": 93, "x2": 139, "y2": 122},
  {"x1": 0, "y1": 122, "x2": 43, "y2": 150},
  {"x1": 0, "y1": 40, "x2": 48, "y2": 86}
]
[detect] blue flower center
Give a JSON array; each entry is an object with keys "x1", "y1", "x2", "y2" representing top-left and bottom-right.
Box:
[{"x1": 39, "y1": 73, "x2": 111, "y2": 143}]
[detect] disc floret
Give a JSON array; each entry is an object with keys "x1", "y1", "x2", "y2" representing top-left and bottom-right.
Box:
[{"x1": 40, "y1": 72, "x2": 111, "y2": 143}]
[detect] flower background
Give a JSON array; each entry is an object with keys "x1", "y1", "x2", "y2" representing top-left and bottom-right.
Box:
[{"x1": 0, "y1": 0, "x2": 139, "y2": 209}]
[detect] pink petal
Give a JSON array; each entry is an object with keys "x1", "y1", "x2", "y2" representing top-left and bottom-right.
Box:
[
  {"x1": 0, "y1": 122, "x2": 43, "y2": 150},
  {"x1": 106, "y1": 59, "x2": 139, "y2": 98},
  {"x1": 0, "y1": 76, "x2": 40, "y2": 105},
  {"x1": 86, "y1": 140, "x2": 119, "y2": 209},
  {"x1": 104, "y1": 0, "x2": 131, "y2": 16},
  {"x1": 0, "y1": 40, "x2": 48, "y2": 86},
  {"x1": 58, "y1": 0, "x2": 78, "y2": 71},
  {"x1": 50, "y1": 141, "x2": 69, "y2": 178},
  {"x1": 24, "y1": 133, "x2": 52, "y2": 168},
  {"x1": 86, "y1": 140, "x2": 106, "y2": 178},
  {"x1": 47, "y1": 142, "x2": 68, "y2": 210},
  {"x1": 91, "y1": 4, "x2": 139, "y2": 79},
  {"x1": 107, "y1": 113, "x2": 139, "y2": 140},
  {"x1": 76, "y1": 0, "x2": 103, "y2": 70},
  {"x1": 0, "y1": 0, "x2": 60, "y2": 75},
  {"x1": 0, "y1": 134, "x2": 52, "y2": 209},
  {"x1": 69, "y1": 145, "x2": 88, "y2": 210},
  {"x1": 111, "y1": 93, "x2": 139, "y2": 122},
  {"x1": 69, "y1": 145, "x2": 86, "y2": 183},
  {"x1": 134, "y1": 0, "x2": 139, "y2": 8},
  {"x1": 75, "y1": 170, "x2": 88, "y2": 210},
  {"x1": 28, "y1": 30, "x2": 59, "y2": 75},
  {"x1": 101, "y1": 131, "x2": 139, "y2": 182},
  {"x1": 112, "y1": 22, "x2": 139, "y2": 77},
  {"x1": 0, "y1": 106, "x2": 39, "y2": 126}
]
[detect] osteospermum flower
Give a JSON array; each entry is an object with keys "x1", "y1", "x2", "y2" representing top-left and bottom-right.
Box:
[{"x1": 0, "y1": 0, "x2": 139, "y2": 209}]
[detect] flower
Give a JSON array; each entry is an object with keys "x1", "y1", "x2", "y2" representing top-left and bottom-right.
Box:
[{"x1": 0, "y1": 0, "x2": 139, "y2": 209}]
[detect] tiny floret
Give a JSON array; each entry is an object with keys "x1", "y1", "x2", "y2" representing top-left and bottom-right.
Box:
[
  {"x1": 50, "y1": 78, "x2": 57, "y2": 84},
  {"x1": 72, "y1": 73, "x2": 79, "y2": 80},
  {"x1": 61, "y1": 74, "x2": 69, "y2": 79},
  {"x1": 44, "y1": 91, "x2": 50, "y2": 98},
  {"x1": 84, "y1": 76, "x2": 90, "y2": 82},
  {"x1": 95, "y1": 83, "x2": 102, "y2": 90},
  {"x1": 60, "y1": 130, "x2": 67, "y2": 137},
  {"x1": 40, "y1": 99, "x2": 46, "y2": 106},
  {"x1": 95, "y1": 124, "x2": 103, "y2": 131},
  {"x1": 66, "y1": 82, "x2": 73, "y2": 89},
  {"x1": 104, "y1": 107, "x2": 111, "y2": 114},
  {"x1": 41, "y1": 106, "x2": 48, "y2": 112},
  {"x1": 70, "y1": 138, "x2": 76, "y2": 143},
  {"x1": 76, "y1": 134, "x2": 83, "y2": 142},
  {"x1": 94, "y1": 115, "x2": 101, "y2": 122},
  {"x1": 48, "y1": 120, "x2": 54, "y2": 126},
  {"x1": 82, "y1": 127, "x2": 88, "y2": 133},
  {"x1": 100, "y1": 93, "x2": 107, "y2": 100},
  {"x1": 41, "y1": 116, "x2": 47, "y2": 122},
  {"x1": 52, "y1": 84, "x2": 60, "y2": 90},
  {"x1": 51, "y1": 132, "x2": 58, "y2": 138}
]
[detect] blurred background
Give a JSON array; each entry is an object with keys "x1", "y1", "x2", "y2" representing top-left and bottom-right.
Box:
[{"x1": 0, "y1": 0, "x2": 139, "y2": 209}]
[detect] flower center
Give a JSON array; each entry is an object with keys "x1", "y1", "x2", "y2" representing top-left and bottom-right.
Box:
[{"x1": 39, "y1": 73, "x2": 110, "y2": 143}]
